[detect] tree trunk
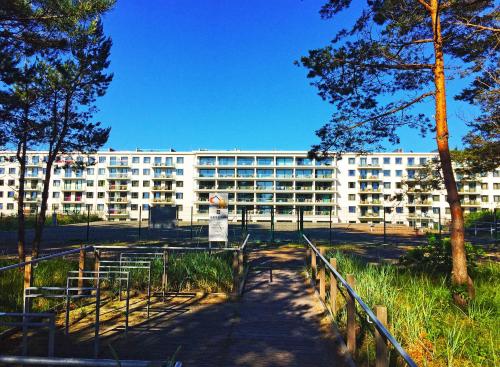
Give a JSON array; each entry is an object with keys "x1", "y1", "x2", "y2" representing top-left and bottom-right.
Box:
[
  {"x1": 430, "y1": 0, "x2": 473, "y2": 305},
  {"x1": 16, "y1": 139, "x2": 27, "y2": 263},
  {"x1": 32, "y1": 160, "x2": 52, "y2": 259}
]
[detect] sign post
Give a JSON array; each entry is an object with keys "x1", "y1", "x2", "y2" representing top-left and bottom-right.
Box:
[{"x1": 209, "y1": 193, "x2": 229, "y2": 248}]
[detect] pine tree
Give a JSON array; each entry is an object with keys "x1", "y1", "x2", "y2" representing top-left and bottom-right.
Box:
[{"x1": 299, "y1": 0, "x2": 499, "y2": 305}]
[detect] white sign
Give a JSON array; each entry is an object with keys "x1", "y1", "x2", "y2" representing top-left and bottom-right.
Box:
[{"x1": 209, "y1": 193, "x2": 229, "y2": 242}]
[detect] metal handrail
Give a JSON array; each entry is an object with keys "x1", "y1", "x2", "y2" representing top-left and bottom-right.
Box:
[
  {"x1": 0, "y1": 246, "x2": 94, "y2": 273},
  {"x1": 0, "y1": 356, "x2": 182, "y2": 366},
  {"x1": 302, "y1": 234, "x2": 417, "y2": 367},
  {"x1": 239, "y1": 234, "x2": 250, "y2": 251}
]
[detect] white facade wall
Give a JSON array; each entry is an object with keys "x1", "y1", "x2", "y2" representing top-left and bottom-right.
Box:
[{"x1": 0, "y1": 150, "x2": 499, "y2": 227}]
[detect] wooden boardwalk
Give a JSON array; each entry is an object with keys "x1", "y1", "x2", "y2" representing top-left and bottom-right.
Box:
[{"x1": 13, "y1": 246, "x2": 349, "y2": 366}]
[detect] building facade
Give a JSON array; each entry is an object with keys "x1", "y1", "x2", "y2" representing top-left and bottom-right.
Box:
[{"x1": 0, "y1": 150, "x2": 498, "y2": 227}]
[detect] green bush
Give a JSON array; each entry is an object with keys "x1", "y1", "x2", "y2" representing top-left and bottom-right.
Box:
[
  {"x1": 0, "y1": 213, "x2": 101, "y2": 230},
  {"x1": 464, "y1": 210, "x2": 496, "y2": 228},
  {"x1": 400, "y1": 234, "x2": 484, "y2": 274}
]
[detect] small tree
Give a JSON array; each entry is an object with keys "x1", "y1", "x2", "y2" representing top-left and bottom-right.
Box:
[
  {"x1": 299, "y1": 0, "x2": 499, "y2": 305},
  {"x1": 31, "y1": 19, "x2": 112, "y2": 258}
]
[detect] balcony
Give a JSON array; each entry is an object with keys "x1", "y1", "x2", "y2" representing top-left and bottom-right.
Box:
[
  {"x1": 295, "y1": 186, "x2": 313, "y2": 191},
  {"x1": 237, "y1": 186, "x2": 255, "y2": 191},
  {"x1": 152, "y1": 162, "x2": 174, "y2": 168},
  {"x1": 107, "y1": 173, "x2": 130, "y2": 179},
  {"x1": 358, "y1": 175, "x2": 381, "y2": 181},
  {"x1": 24, "y1": 185, "x2": 42, "y2": 191},
  {"x1": 256, "y1": 186, "x2": 273, "y2": 191},
  {"x1": 108, "y1": 161, "x2": 130, "y2": 168},
  {"x1": 358, "y1": 163, "x2": 381, "y2": 169},
  {"x1": 62, "y1": 186, "x2": 85, "y2": 191},
  {"x1": 359, "y1": 188, "x2": 382, "y2": 193},
  {"x1": 152, "y1": 198, "x2": 173, "y2": 204},
  {"x1": 152, "y1": 186, "x2": 173, "y2": 191},
  {"x1": 359, "y1": 212, "x2": 382, "y2": 218},
  {"x1": 359, "y1": 200, "x2": 382, "y2": 205},
  {"x1": 153, "y1": 174, "x2": 173, "y2": 179},
  {"x1": 62, "y1": 175, "x2": 84, "y2": 180},
  {"x1": 109, "y1": 185, "x2": 128, "y2": 191},
  {"x1": 461, "y1": 201, "x2": 481, "y2": 207},
  {"x1": 107, "y1": 197, "x2": 129, "y2": 204},
  {"x1": 408, "y1": 200, "x2": 432, "y2": 206},
  {"x1": 108, "y1": 210, "x2": 129, "y2": 217},
  {"x1": 237, "y1": 198, "x2": 254, "y2": 203},
  {"x1": 62, "y1": 197, "x2": 84, "y2": 203}
]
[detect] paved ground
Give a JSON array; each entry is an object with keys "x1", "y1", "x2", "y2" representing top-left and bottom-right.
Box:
[{"x1": 2, "y1": 246, "x2": 350, "y2": 366}]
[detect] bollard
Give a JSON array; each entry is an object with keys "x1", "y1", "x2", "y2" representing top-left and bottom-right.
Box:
[
  {"x1": 346, "y1": 274, "x2": 356, "y2": 355},
  {"x1": 78, "y1": 245, "x2": 86, "y2": 295},
  {"x1": 330, "y1": 258, "x2": 337, "y2": 315},
  {"x1": 319, "y1": 248, "x2": 326, "y2": 301},
  {"x1": 375, "y1": 306, "x2": 388, "y2": 367}
]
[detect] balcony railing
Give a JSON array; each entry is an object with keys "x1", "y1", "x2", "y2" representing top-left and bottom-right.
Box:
[
  {"x1": 109, "y1": 185, "x2": 128, "y2": 191},
  {"x1": 108, "y1": 161, "x2": 130, "y2": 167},
  {"x1": 107, "y1": 173, "x2": 130, "y2": 179}
]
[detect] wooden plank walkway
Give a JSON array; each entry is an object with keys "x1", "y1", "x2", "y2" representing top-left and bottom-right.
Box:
[{"x1": 7, "y1": 246, "x2": 350, "y2": 366}]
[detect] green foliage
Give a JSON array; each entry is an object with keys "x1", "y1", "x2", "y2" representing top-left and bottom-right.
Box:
[
  {"x1": 321, "y1": 249, "x2": 499, "y2": 366},
  {"x1": 400, "y1": 235, "x2": 484, "y2": 274},
  {"x1": 0, "y1": 213, "x2": 102, "y2": 231},
  {"x1": 463, "y1": 210, "x2": 496, "y2": 228}
]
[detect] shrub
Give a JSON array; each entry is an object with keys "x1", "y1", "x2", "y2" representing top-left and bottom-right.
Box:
[
  {"x1": 399, "y1": 234, "x2": 484, "y2": 274},
  {"x1": 464, "y1": 210, "x2": 496, "y2": 228}
]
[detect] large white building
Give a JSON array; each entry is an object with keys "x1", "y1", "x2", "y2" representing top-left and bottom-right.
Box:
[{"x1": 0, "y1": 149, "x2": 498, "y2": 227}]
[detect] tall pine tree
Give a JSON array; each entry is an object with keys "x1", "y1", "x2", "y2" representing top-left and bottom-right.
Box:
[{"x1": 299, "y1": 0, "x2": 499, "y2": 305}]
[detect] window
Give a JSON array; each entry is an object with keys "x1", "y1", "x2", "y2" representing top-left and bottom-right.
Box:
[
  {"x1": 348, "y1": 194, "x2": 355, "y2": 200},
  {"x1": 384, "y1": 182, "x2": 391, "y2": 189},
  {"x1": 348, "y1": 170, "x2": 355, "y2": 177},
  {"x1": 296, "y1": 158, "x2": 312, "y2": 166},
  {"x1": 86, "y1": 168, "x2": 94, "y2": 175},
  {"x1": 132, "y1": 181, "x2": 139, "y2": 187},
  {"x1": 98, "y1": 180, "x2": 105, "y2": 187},
  {"x1": 237, "y1": 157, "x2": 254, "y2": 166},
  {"x1": 131, "y1": 192, "x2": 138, "y2": 199},
  {"x1": 8, "y1": 191, "x2": 14, "y2": 198},
  {"x1": 143, "y1": 157, "x2": 151, "y2": 163},
  {"x1": 200, "y1": 169, "x2": 216, "y2": 178},
  {"x1": 481, "y1": 183, "x2": 488, "y2": 190},
  {"x1": 0, "y1": 180, "x2": 3, "y2": 186},
  {"x1": 276, "y1": 157, "x2": 293, "y2": 166},
  {"x1": 86, "y1": 180, "x2": 94, "y2": 187},
  {"x1": 132, "y1": 157, "x2": 140, "y2": 163},
  {"x1": 176, "y1": 181, "x2": 183, "y2": 187},
  {"x1": 419, "y1": 157, "x2": 427, "y2": 165},
  {"x1": 396, "y1": 182, "x2": 402, "y2": 189},
  {"x1": 97, "y1": 192, "x2": 105, "y2": 199},
  {"x1": 52, "y1": 192, "x2": 60, "y2": 198},
  {"x1": 0, "y1": 168, "x2": 3, "y2": 174},
  {"x1": 176, "y1": 193, "x2": 183, "y2": 199},
  {"x1": 7, "y1": 203, "x2": 14, "y2": 210},
  {"x1": 98, "y1": 168, "x2": 105, "y2": 175},
  {"x1": 396, "y1": 170, "x2": 402, "y2": 177},
  {"x1": 396, "y1": 207, "x2": 403, "y2": 213},
  {"x1": 9, "y1": 168, "x2": 16, "y2": 174},
  {"x1": 143, "y1": 169, "x2": 150, "y2": 175},
  {"x1": 142, "y1": 192, "x2": 149, "y2": 199},
  {"x1": 53, "y1": 180, "x2": 60, "y2": 187},
  {"x1": 494, "y1": 170, "x2": 500, "y2": 177},
  {"x1": 199, "y1": 157, "x2": 216, "y2": 165},
  {"x1": 219, "y1": 157, "x2": 235, "y2": 166},
  {"x1": 383, "y1": 157, "x2": 390, "y2": 164},
  {"x1": 349, "y1": 206, "x2": 356, "y2": 213},
  {"x1": 143, "y1": 180, "x2": 150, "y2": 187},
  {"x1": 407, "y1": 157, "x2": 415, "y2": 166},
  {"x1": 131, "y1": 169, "x2": 139, "y2": 175},
  {"x1": 494, "y1": 183, "x2": 500, "y2": 190},
  {"x1": 383, "y1": 170, "x2": 390, "y2": 177},
  {"x1": 99, "y1": 156, "x2": 106, "y2": 163},
  {"x1": 371, "y1": 158, "x2": 379, "y2": 165},
  {"x1": 131, "y1": 204, "x2": 138, "y2": 211},
  {"x1": 176, "y1": 169, "x2": 184, "y2": 176},
  {"x1": 8, "y1": 179, "x2": 14, "y2": 186},
  {"x1": 433, "y1": 195, "x2": 440, "y2": 202},
  {"x1": 494, "y1": 196, "x2": 500, "y2": 203},
  {"x1": 348, "y1": 158, "x2": 355, "y2": 164},
  {"x1": 142, "y1": 204, "x2": 149, "y2": 210},
  {"x1": 395, "y1": 157, "x2": 402, "y2": 164},
  {"x1": 176, "y1": 157, "x2": 184, "y2": 164},
  {"x1": 348, "y1": 182, "x2": 356, "y2": 189},
  {"x1": 86, "y1": 192, "x2": 94, "y2": 198},
  {"x1": 257, "y1": 157, "x2": 273, "y2": 165},
  {"x1": 481, "y1": 195, "x2": 488, "y2": 203}
]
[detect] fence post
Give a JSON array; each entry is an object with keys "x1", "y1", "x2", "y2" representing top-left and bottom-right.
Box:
[
  {"x1": 23, "y1": 256, "x2": 33, "y2": 313},
  {"x1": 346, "y1": 274, "x2": 356, "y2": 355},
  {"x1": 162, "y1": 250, "x2": 168, "y2": 298},
  {"x1": 238, "y1": 250, "x2": 244, "y2": 277},
  {"x1": 330, "y1": 258, "x2": 337, "y2": 315},
  {"x1": 78, "y1": 245, "x2": 86, "y2": 294},
  {"x1": 94, "y1": 250, "x2": 101, "y2": 290},
  {"x1": 375, "y1": 305, "x2": 388, "y2": 367},
  {"x1": 319, "y1": 248, "x2": 326, "y2": 301},
  {"x1": 232, "y1": 250, "x2": 239, "y2": 297},
  {"x1": 311, "y1": 248, "x2": 317, "y2": 283}
]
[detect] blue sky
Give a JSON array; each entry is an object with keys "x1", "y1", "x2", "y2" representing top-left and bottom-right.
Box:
[{"x1": 95, "y1": 0, "x2": 472, "y2": 152}]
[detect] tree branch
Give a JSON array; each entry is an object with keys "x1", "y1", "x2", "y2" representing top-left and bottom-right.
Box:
[
  {"x1": 416, "y1": 0, "x2": 432, "y2": 12},
  {"x1": 346, "y1": 91, "x2": 435, "y2": 130},
  {"x1": 454, "y1": 20, "x2": 500, "y2": 33}
]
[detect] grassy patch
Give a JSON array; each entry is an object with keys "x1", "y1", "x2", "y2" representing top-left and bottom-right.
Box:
[{"x1": 317, "y1": 250, "x2": 499, "y2": 367}]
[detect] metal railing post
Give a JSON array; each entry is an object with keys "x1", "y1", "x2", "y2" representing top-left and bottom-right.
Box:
[
  {"x1": 376, "y1": 305, "x2": 388, "y2": 367},
  {"x1": 346, "y1": 274, "x2": 356, "y2": 355},
  {"x1": 311, "y1": 248, "x2": 317, "y2": 282},
  {"x1": 78, "y1": 245, "x2": 86, "y2": 295},
  {"x1": 163, "y1": 250, "x2": 168, "y2": 300},
  {"x1": 329, "y1": 258, "x2": 337, "y2": 315}
]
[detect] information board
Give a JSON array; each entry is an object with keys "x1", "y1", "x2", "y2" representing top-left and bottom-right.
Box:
[{"x1": 208, "y1": 193, "x2": 228, "y2": 242}]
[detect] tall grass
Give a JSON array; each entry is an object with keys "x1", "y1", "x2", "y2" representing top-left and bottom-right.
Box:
[{"x1": 319, "y1": 250, "x2": 499, "y2": 367}]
